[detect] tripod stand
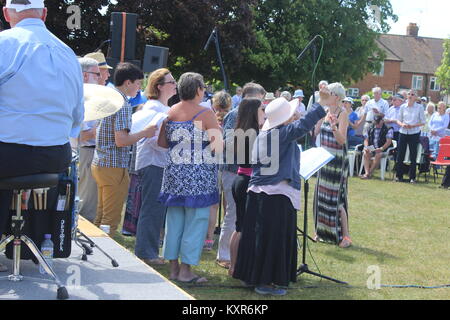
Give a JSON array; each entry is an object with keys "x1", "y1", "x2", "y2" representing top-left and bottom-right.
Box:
[
  {"x1": 70, "y1": 153, "x2": 119, "y2": 267},
  {"x1": 297, "y1": 178, "x2": 347, "y2": 284}
]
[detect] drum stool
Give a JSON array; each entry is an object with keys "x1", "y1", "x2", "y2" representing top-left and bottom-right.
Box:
[{"x1": 0, "y1": 173, "x2": 68, "y2": 300}]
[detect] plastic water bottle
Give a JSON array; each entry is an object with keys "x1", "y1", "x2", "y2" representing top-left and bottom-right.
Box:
[{"x1": 39, "y1": 234, "x2": 54, "y2": 275}]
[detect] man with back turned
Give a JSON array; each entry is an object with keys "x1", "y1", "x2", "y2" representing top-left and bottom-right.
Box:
[{"x1": 0, "y1": 0, "x2": 84, "y2": 271}]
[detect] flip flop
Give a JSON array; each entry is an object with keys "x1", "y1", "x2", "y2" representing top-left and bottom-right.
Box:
[
  {"x1": 216, "y1": 260, "x2": 231, "y2": 269},
  {"x1": 339, "y1": 236, "x2": 352, "y2": 248},
  {"x1": 177, "y1": 276, "x2": 208, "y2": 284}
]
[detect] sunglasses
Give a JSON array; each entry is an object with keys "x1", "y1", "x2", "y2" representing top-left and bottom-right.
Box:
[
  {"x1": 86, "y1": 71, "x2": 101, "y2": 77},
  {"x1": 408, "y1": 93, "x2": 416, "y2": 96},
  {"x1": 162, "y1": 80, "x2": 177, "y2": 85}
]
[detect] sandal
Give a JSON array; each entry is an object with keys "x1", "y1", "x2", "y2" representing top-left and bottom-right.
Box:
[
  {"x1": 339, "y1": 236, "x2": 352, "y2": 248},
  {"x1": 142, "y1": 257, "x2": 166, "y2": 265},
  {"x1": 216, "y1": 259, "x2": 230, "y2": 269},
  {"x1": 176, "y1": 276, "x2": 208, "y2": 284},
  {"x1": 203, "y1": 239, "x2": 214, "y2": 251}
]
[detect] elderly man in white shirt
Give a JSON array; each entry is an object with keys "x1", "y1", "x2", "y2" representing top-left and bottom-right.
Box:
[
  {"x1": 363, "y1": 87, "x2": 389, "y2": 135},
  {"x1": 395, "y1": 90, "x2": 425, "y2": 183}
]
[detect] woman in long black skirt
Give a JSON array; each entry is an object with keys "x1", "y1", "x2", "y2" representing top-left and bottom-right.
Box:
[{"x1": 233, "y1": 96, "x2": 326, "y2": 295}]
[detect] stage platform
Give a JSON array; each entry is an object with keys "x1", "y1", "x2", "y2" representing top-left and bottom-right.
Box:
[{"x1": 0, "y1": 217, "x2": 193, "y2": 300}]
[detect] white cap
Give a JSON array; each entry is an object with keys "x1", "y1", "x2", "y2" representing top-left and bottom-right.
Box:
[{"x1": 6, "y1": 0, "x2": 45, "y2": 13}]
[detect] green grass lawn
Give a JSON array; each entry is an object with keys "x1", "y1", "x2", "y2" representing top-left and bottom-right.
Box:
[{"x1": 114, "y1": 169, "x2": 450, "y2": 300}]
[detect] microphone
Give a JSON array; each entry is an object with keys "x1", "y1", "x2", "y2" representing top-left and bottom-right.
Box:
[
  {"x1": 297, "y1": 35, "x2": 320, "y2": 61},
  {"x1": 94, "y1": 39, "x2": 111, "y2": 53},
  {"x1": 203, "y1": 27, "x2": 217, "y2": 51}
]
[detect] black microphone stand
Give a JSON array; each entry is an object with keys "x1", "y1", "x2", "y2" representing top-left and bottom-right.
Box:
[
  {"x1": 296, "y1": 36, "x2": 347, "y2": 285},
  {"x1": 204, "y1": 27, "x2": 229, "y2": 92}
]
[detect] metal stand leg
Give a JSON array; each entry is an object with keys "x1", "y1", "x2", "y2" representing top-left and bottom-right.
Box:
[
  {"x1": 75, "y1": 230, "x2": 119, "y2": 267},
  {"x1": 0, "y1": 190, "x2": 69, "y2": 299}
]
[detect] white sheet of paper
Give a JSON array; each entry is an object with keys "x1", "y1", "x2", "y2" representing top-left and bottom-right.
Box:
[
  {"x1": 299, "y1": 147, "x2": 335, "y2": 180},
  {"x1": 130, "y1": 109, "x2": 168, "y2": 134}
]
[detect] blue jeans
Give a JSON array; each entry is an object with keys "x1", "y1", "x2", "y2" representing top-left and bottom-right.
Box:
[
  {"x1": 163, "y1": 206, "x2": 210, "y2": 266},
  {"x1": 135, "y1": 165, "x2": 166, "y2": 259}
]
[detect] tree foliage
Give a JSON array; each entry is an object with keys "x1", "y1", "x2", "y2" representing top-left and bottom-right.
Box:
[
  {"x1": 0, "y1": 0, "x2": 398, "y2": 95},
  {"x1": 436, "y1": 38, "x2": 450, "y2": 95},
  {"x1": 238, "y1": 0, "x2": 397, "y2": 94},
  {"x1": 108, "y1": 0, "x2": 256, "y2": 83}
]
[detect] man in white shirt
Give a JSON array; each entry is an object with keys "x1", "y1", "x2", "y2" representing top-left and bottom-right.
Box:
[
  {"x1": 363, "y1": 87, "x2": 389, "y2": 135},
  {"x1": 78, "y1": 57, "x2": 101, "y2": 222},
  {"x1": 395, "y1": 90, "x2": 425, "y2": 183}
]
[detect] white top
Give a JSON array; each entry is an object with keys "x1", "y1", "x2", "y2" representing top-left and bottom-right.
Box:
[
  {"x1": 428, "y1": 112, "x2": 450, "y2": 140},
  {"x1": 135, "y1": 100, "x2": 170, "y2": 170},
  {"x1": 79, "y1": 120, "x2": 97, "y2": 147},
  {"x1": 385, "y1": 106, "x2": 402, "y2": 132},
  {"x1": 398, "y1": 102, "x2": 426, "y2": 135},
  {"x1": 248, "y1": 180, "x2": 300, "y2": 210},
  {"x1": 365, "y1": 98, "x2": 389, "y2": 122}
]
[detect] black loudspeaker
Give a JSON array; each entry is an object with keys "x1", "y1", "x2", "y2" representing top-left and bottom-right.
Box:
[
  {"x1": 142, "y1": 45, "x2": 169, "y2": 73},
  {"x1": 109, "y1": 12, "x2": 138, "y2": 61}
]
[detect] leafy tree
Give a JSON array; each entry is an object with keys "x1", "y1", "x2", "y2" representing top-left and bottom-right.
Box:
[
  {"x1": 436, "y1": 38, "x2": 450, "y2": 95},
  {"x1": 109, "y1": 0, "x2": 256, "y2": 83},
  {"x1": 238, "y1": 0, "x2": 397, "y2": 94},
  {"x1": 0, "y1": 0, "x2": 110, "y2": 55}
]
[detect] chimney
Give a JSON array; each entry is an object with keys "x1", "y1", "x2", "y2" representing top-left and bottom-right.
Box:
[{"x1": 407, "y1": 23, "x2": 419, "y2": 37}]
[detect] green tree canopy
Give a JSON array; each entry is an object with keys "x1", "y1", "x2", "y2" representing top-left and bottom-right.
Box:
[
  {"x1": 436, "y1": 38, "x2": 450, "y2": 95},
  {"x1": 238, "y1": 0, "x2": 397, "y2": 94}
]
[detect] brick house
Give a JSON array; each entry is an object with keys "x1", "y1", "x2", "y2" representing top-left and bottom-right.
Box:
[{"x1": 348, "y1": 23, "x2": 446, "y2": 103}]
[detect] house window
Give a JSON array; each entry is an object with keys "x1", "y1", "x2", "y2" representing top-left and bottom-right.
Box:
[
  {"x1": 373, "y1": 62, "x2": 384, "y2": 76},
  {"x1": 412, "y1": 75, "x2": 423, "y2": 90},
  {"x1": 346, "y1": 88, "x2": 359, "y2": 97},
  {"x1": 430, "y1": 77, "x2": 440, "y2": 91}
]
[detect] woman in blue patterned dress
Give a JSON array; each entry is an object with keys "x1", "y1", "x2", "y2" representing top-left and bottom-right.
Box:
[
  {"x1": 158, "y1": 72, "x2": 223, "y2": 283},
  {"x1": 313, "y1": 83, "x2": 352, "y2": 248}
]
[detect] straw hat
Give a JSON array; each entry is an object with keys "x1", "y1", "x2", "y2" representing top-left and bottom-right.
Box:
[
  {"x1": 83, "y1": 84, "x2": 125, "y2": 121},
  {"x1": 84, "y1": 52, "x2": 113, "y2": 69},
  {"x1": 262, "y1": 97, "x2": 297, "y2": 131}
]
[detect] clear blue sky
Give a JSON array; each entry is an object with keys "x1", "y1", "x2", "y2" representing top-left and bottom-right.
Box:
[{"x1": 388, "y1": 0, "x2": 450, "y2": 38}]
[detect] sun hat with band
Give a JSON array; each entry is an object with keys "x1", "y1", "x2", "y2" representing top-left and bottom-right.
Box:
[
  {"x1": 262, "y1": 97, "x2": 297, "y2": 131},
  {"x1": 84, "y1": 52, "x2": 113, "y2": 69},
  {"x1": 5, "y1": 0, "x2": 45, "y2": 12}
]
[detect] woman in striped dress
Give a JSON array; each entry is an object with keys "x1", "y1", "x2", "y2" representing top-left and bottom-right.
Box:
[{"x1": 313, "y1": 83, "x2": 352, "y2": 248}]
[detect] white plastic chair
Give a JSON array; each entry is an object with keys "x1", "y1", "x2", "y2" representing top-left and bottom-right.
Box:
[
  {"x1": 348, "y1": 144, "x2": 363, "y2": 177},
  {"x1": 359, "y1": 140, "x2": 397, "y2": 180}
]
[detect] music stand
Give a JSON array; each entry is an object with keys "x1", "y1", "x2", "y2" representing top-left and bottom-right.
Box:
[{"x1": 297, "y1": 147, "x2": 347, "y2": 284}]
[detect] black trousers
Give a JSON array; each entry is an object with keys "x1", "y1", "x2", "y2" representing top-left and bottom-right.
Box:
[
  {"x1": 396, "y1": 133, "x2": 420, "y2": 180},
  {"x1": 0, "y1": 141, "x2": 72, "y2": 237},
  {"x1": 442, "y1": 166, "x2": 450, "y2": 187}
]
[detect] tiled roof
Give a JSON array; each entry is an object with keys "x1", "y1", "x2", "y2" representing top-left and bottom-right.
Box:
[{"x1": 377, "y1": 34, "x2": 445, "y2": 74}]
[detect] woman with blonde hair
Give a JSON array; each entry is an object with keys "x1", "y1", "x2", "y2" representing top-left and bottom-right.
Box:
[
  {"x1": 313, "y1": 82, "x2": 352, "y2": 248},
  {"x1": 134, "y1": 68, "x2": 177, "y2": 265}
]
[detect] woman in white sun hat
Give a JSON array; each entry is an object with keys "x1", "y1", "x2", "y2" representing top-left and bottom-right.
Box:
[{"x1": 233, "y1": 90, "x2": 328, "y2": 296}]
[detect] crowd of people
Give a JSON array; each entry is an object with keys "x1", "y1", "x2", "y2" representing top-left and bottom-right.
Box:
[{"x1": 1, "y1": 0, "x2": 450, "y2": 296}]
